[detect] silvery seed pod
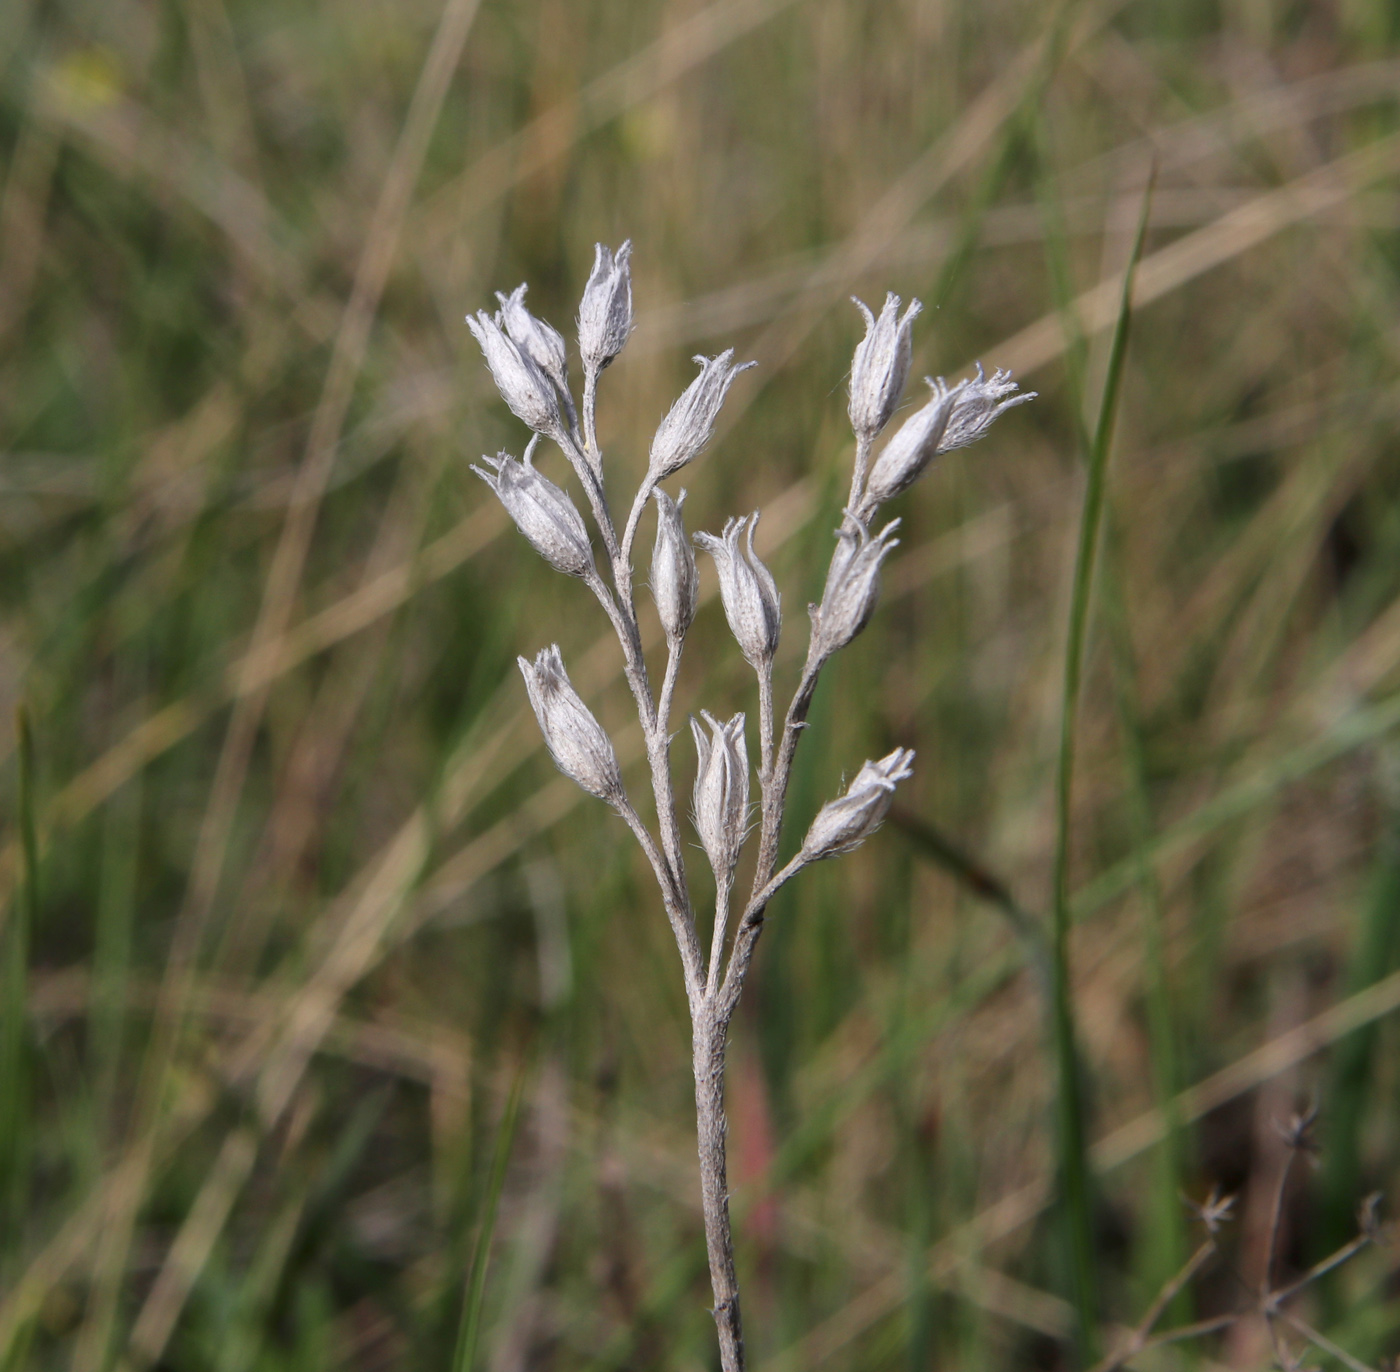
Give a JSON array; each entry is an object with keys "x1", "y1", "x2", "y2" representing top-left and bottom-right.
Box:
[
  {"x1": 472, "y1": 443, "x2": 594, "y2": 578},
  {"x1": 518, "y1": 645, "x2": 624, "y2": 804},
  {"x1": 861, "y1": 377, "x2": 959, "y2": 508},
  {"x1": 495, "y1": 284, "x2": 570, "y2": 398},
  {"x1": 935, "y1": 363, "x2": 1036, "y2": 452},
  {"x1": 811, "y1": 514, "x2": 900, "y2": 661},
  {"x1": 578, "y1": 240, "x2": 633, "y2": 373},
  {"x1": 690, "y1": 710, "x2": 749, "y2": 882},
  {"x1": 647, "y1": 351, "x2": 756, "y2": 482},
  {"x1": 650, "y1": 487, "x2": 698, "y2": 641},
  {"x1": 848, "y1": 293, "x2": 921, "y2": 439},
  {"x1": 694, "y1": 512, "x2": 782, "y2": 668},
  {"x1": 800, "y1": 747, "x2": 915, "y2": 861},
  {"x1": 467, "y1": 308, "x2": 563, "y2": 439}
]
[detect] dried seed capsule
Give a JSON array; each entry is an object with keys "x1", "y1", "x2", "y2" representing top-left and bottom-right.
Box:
[
  {"x1": 495, "y1": 283, "x2": 570, "y2": 398},
  {"x1": 650, "y1": 487, "x2": 698, "y2": 641},
  {"x1": 578, "y1": 240, "x2": 634, "y2": 373},
  {"x1": 694, "y1": 512, "x2": 781, "y2": 669},
  {"x1": 810, "y1": 514, "x2": 899, "y2": 661},
  {"x1": 467, "y1": 308, "x2": 564, "y2": 439},
  {"x1": 518, "y1": 645, "x2": 624, "y2": 803},
  {"x1": 861, "y1": 377, "x2": 958, "y2": 508},
  {"x1": 647, "y1": 351, "x2": 755, "y2": 482},
  {"x1": 848, "y1": 293, "x2": 921, "y2": 440},
  {"x1": 863, "y1": 366, "x2": 1035, "y2": 509},
  {"x1": 690, "y1": 710, "x2": 749, "y2": 882},
  {"x1": 472, "y1": 443, "x2": 594, "y2": 578},
  {"x1": 935, "y1": 363, "x2": 1036, "y2": 452},
  {"x1": 800, "y1": 748, "x2": 915, "y2": 861}
]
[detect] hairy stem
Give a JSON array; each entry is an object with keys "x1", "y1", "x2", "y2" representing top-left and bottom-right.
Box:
[
  {"x1": 717, "y1": 659, "x2": 823, "y2": 1016},
  {"x1": 616, "y1": 799, "x2": 702, "y2": 1000},
  {"x1": 620, "y1": 472, "x2": 657, "y2": 577},
  {"x1": 846, "y1": 431, "x2": 872, "y2": 516},
  {"x1": 693, "y1": 1012, "x2": 744, "y2": 1372},
  {"x1": 757, "y1": 661, "x2": 775, "y2": 782},
  {"x1": 560, "y1": 429, "x2": 621, "y2": 570},
  {"x1": 708, "y1": 874, "x2": 732, "y2": 999},
  {"x1": 646, "y1": 642, "x2": 692, "y2": 938},
  {"x1": 582, "y1": 367, "x2": 602, "y2": 478}
]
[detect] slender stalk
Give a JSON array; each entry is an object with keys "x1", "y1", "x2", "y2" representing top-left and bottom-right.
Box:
[
  {"x1": 846, "y1": 432, "x2": 872, "y2": 517},
  {"x1": 582, "y1": 570, "x2": 656, "y2": 731},
  {"x1": 1048, "y1": 171, "x2": 1154, "y2": 1362},
  {"x1": 756, "y1": 661, "x2": 775, "y2": 783},
  {"x1": 617, "y1": 800, "x2": 702, "y2": 1001},
  {"x1": 582, "y1": 366, "x2": 602, "y2": 477},
  {"x1": 657, "y1": 638, "x2": 683, "y2": 741},
  {"x1": 1278, "y1": 1313, "x2": 1379, "y2": 1372},
  {"x1": 1265, "y1": 1147, "x2": 1297, "y2": 1296},
  {"x1": 619, "y1": 472, "x2": 657, "y2": 573},
  {"x1": 560, "y1": 429, "x2": 621, "y2": 569},
  {"x1": 651, "y1": 640, "x2": 689, "y2": 894},
  {"x1": 707, "y1": 875, "x2": 731, "y2": 1001}
]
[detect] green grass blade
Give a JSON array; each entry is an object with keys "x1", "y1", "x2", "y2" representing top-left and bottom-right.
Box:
[
  {"x1": 452, "y1": 1056, "x2": 530, "y2": 1372},
  {"x1": 1050, "y1": 169, "x2": 1156, "y2": 1363},
  {"x1": 1100, "y1": 513, "x2": 1191, "y2": 1310},
  {"x1": 0, "y1": 707, "x2": 38, "y2": 1235},
  {"x1": 1318, "y1": 790, "x2": 1400, "y2": 1258}
]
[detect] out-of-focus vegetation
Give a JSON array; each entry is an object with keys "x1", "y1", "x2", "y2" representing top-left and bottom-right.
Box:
[{"x1": 1, "y1": 0, "x2": 1400, "y2": 1367}]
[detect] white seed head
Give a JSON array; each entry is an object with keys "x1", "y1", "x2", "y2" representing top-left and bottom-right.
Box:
[
  {"x1": 472, "y1": 442, "x2": 593, "y2": 578},
  {"x1": 862, "y1": 377, "x2": 959, "y2": 508},
  {"x1": 694, "y1": 512, "x2": 782, "y2": 668},
  {"x1": 467, "y1": 308, "x2": 564, "y2": 439},
  {"x1": 648, "y1": 351, "x2": 756, "y2": 482},
  {"x1": 849, "y1": 293, "x2": 921, "y2": 439},
  {"x1": 811, "y1": 513, "x2": 900, "y2": 661},
  {"x1": 518, "y1": 645, "x2": 624, "y2": 803},
  {"x1": 935, "y1": 363, "x2": 1036, "y2": 452},
  {"x1": 578, "y1": 240, "x2": 633, "y2": 373},
  {"x1": 800, "y1": 748, "x2": 915, "y2": 861},
  {"x1": 495, "y1": 284, "x2": 570, "y2": 398},
  {"x1": 650, "y1": 487, "x2": 698, "y2": 641},
  {"x1": 690, "y1": 710, "x2": 749, "y2": 882}
]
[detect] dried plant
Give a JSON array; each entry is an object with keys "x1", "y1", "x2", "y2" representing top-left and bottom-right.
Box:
[
  {"x1": 468, "y1": 250, "x2": 1032, "y2": 1369},
  {"x1": 1094, "y1": 1111, "x2": 1388, "y2": 1372}
]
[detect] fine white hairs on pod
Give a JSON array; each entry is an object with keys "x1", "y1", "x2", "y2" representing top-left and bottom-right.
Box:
[
  {"x1": 800, "y1": 748, "x2": 916, "y2": 861},
  {"x1": 810, "y1": 514, "x2": 900, "y2": 662},
  {"x1": 651, "y1": 487, "x2": 698, "y2": 642},
  {"x1": 578, "y1": 240, "x2": 634, "y2": 374},
  {"x1": 495, "y1": 284, "x2": 571, "y2": 399},
  {"x1": 472, "y1": 441, "x2": 594, "y2": 578},
  {"x1": 861, "y1": 377, "x2": 960, "y2": 509},
  {"x1": 848, "y1": 293, "x2": 921, "y2": 440},
  {"x1": 690, "y1": 711, "x2": 750, "y2": 884},
  {"x1": 648, "y1": 351, "x2": 756, "y2": 482},
  {"x1": 694, "y1": 512, "x2": 782, "y2": 668},
  {"x1": 518, "y1": 645, "x2": 624, "y2": 804},
  {"x1": 466, "y1": 308, "x2": 565, "y2": 441},
  {"x1": 862, "y1": 367, "x2": 1035, "y2": 511},
  {"x1": 935, "y1": 363, "x2": 1037, "y2": 452}
]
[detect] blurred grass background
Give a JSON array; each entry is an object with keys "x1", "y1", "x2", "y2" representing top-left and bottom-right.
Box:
[{"x1": 2, "y1": 0, "x2": 1400, "y2": 1367}]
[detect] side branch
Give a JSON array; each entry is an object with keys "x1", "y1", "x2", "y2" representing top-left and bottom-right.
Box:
[{"x1": 616, "y1": 799, "x2": 703, "y2": 1001}]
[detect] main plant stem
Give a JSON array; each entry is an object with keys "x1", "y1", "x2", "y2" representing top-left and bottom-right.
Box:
[{"x1": 693, "y1": 1007, "x2": 744, "y2": 1371}]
